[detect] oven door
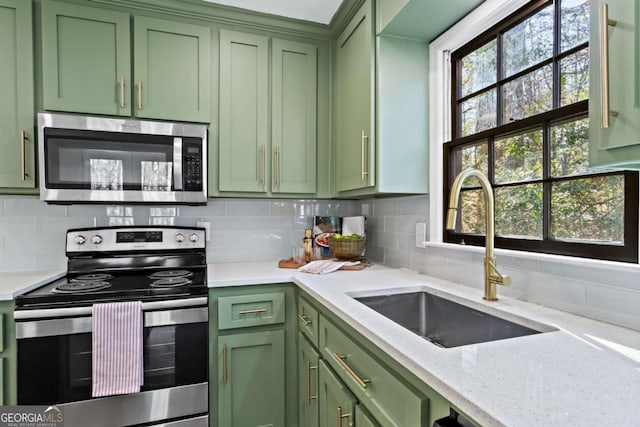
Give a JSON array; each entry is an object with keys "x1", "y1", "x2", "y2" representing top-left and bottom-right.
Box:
[{"x1": 16, "y1": 301, "x2": 208, "y2": 426}]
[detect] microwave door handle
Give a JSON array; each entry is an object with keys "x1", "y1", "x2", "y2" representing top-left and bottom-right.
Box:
[{"x1": 173, "y1": 137, "x2": 183, "y2": 190}]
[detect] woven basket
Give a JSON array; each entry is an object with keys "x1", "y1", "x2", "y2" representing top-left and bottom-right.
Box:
[{"x1": 328, "y1": 236, "x2": 366, "y2": 260}]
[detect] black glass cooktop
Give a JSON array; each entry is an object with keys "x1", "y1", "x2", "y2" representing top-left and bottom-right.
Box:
[{"x1": 15, "y1": 268, "x2": 207, "y2": 310}]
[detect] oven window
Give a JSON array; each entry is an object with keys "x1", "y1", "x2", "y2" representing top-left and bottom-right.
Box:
[
  {"x1": 44, "y1": 128, "x2": 175, "y2": 192},
  {"x1": 18, "y1": 323, "x2": 208, "y2": 405}
]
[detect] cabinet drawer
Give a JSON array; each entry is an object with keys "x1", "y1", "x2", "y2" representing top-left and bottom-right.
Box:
[
  {"x1": 319, "y1": 315, "x2": 427, "y2": 427},
  {"x1": 298, "y1": 297, "x2": 319, "y2": 347},
  {"x1": 218, "y1": 292, "x2": 285, "y2": 330}
]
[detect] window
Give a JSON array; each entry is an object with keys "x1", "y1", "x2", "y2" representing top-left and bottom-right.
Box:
[{"x1": 444, "y1": 0, "x2": 638, "y2": 263}]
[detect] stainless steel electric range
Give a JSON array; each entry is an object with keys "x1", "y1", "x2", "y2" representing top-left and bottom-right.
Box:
[{"x1": 15, "y1": 226, "x2": 209, "y2": 427}]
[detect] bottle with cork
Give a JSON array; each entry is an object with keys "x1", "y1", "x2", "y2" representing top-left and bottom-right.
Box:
[{"x1": 303, "y1": 229, "x2": 313, "y2": 263}]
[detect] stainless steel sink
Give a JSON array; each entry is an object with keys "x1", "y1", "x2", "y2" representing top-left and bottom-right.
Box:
[{"x1": 354, "y1": 291, "x2": 552, "y2": 348}]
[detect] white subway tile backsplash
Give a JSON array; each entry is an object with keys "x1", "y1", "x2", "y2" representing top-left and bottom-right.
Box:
[
  {"x1": 585, "y1": 284, "x2": 640, "y2": 330},
  {"x1": 5, "y1": 197, "x2": 66, "y2": 217},
  {"x1": 270, "y1": 201, "x2": 294, "y2": 216},
  {"x1": 524, "y1": 273, "x2": 586, "y2": 316},
  {"x1": 226, "y1": 200, "x2": 270, "y2": 217}
]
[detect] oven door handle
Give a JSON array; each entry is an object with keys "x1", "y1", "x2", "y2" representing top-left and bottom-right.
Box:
[{"x1": 16, "y1": 306, "x2": 208, "y2": 339}]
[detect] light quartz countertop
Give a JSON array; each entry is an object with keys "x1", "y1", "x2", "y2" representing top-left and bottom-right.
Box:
[
  {"x1": 208, "y1": 261, "x2": 640, "y2": 427},
  {"x1": 0, "y1": 270, "x2": 65, "y2": 300}
]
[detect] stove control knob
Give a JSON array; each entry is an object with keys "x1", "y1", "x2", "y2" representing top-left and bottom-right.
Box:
[
  {"x1": 74, "y1": 235, "x2": 86, "y2": 245},
  {"x1": 175, "y1": 233, "x2": 185, "y2": 243},
  {"x1": 91, "y1": 235, "x2": 103, "y2": 245},
  {"x1": 190, "y1": 233, "x2": 199, "y2": 243}
]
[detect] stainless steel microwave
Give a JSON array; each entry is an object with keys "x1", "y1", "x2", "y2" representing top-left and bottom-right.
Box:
[{"x1": 38, "y1": 113, "x2": 207, "y2": 204}]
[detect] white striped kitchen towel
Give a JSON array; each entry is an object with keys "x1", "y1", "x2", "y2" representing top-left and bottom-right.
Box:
[
  {"x1": 92, "y1": 301, "x2": 144, "y2": 397},
  {"x1": 298, "y1": 259, "x2": 360, "y2": 274}
]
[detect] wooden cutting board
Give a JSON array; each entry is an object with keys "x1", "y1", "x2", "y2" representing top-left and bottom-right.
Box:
[{"x1": 278, "y1": 258, "x2": 368, "y2": 271}]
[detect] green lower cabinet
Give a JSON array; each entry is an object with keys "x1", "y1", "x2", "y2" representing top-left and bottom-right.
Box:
[
  {"x1": 0, "y1": 0, "x2": 35, "y2": 190},
  {"x1": 0, "y1": 302, "x2": 16, "y2": 405},
  {"x1": 218, "y1": 330, "x2": 285, "y2": 427},
  {"x1": 356, "y1": 406, "x2": 380, "y2": 427},
  {"x1": 318, "y1": 360, "x2": 357, "y2": 427},
  {"x1": 298, "y1": 333, "x2": 320, "y2": 427}
]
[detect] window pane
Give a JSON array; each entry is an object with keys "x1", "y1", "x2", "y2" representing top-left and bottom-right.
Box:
[
  {"x1": 551, "y1": 117, "x2": 590, "y2": 177},
  {"x1": 460, "y1": 89, "x2": 496, "y2": 137},
  {"x1": 461, "y1": 39, "x2": 497, "y2": 97},
  {"x1": 459, "y1": 189, "x2": 485, "y2": 234},
  {"x1": 451, "y1": 142, "x2": 488, "y2": 188},
  {"x1": 503, "y1": 64, "x2": 553, "y2": 122},
  {"x1": 551, "y1": 176, "x2": 625, "y2": 243},
  {"x1": 560, "y1": 48, "x2": 589, "y2": 106},
  {"x1": 495, "y1": 184, "x2": 543, "y2": 239},
  {"x1": 502, "y1": 5, "x2": 554, "y2": 77},
  {"x1": 495, "y1": 129, "x2": 543, "y2": 184},
  {"x1": 560, "y1": 0, "x2": 589, "y2": 52}
]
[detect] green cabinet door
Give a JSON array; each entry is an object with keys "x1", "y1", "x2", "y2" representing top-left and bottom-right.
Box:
[
  {"x1": 133, "y1": 16, "x2": 211, "y2": 122},
  {"x1": 298, "y1": 333, "x2": 320, "y2": 427},
  {"x1": 589, "y1": 0, "x2": 640, "y2": 168},
  {"x1": 0, "y1": 0, "x2": 35, "y2": 189},
  {"x1": 318, "y1": 360, "x2": 356, "y2": 427},
  {"x1": 218, "y1": 330, "x2": 285, "y2": 427},
  {"x1": 0, "y1": 303, "x2": 17, "y2": 405},
  {"x1": 357, "y1": 406, "x2": 381, "y2": 427},
  {"x1": 219, "y1": 30, "x2": 269, "y2": 192},
  {"x1": 271, "y1": 39, "x2": 317, "y2": 194},
  {"x1": 335, "y1": 0, "x2": 375, "y2": 192},
  {"x1": 41, "y1": 1, "x2": 131, "y2": 116}
]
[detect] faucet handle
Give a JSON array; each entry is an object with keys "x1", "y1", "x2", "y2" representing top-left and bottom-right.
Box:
[{"x1": 500, "y1": 274, "x2": 511, "y2": 287}]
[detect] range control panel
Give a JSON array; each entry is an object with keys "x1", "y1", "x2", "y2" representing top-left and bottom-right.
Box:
[{"x1": 66, "y1": 226, "x2": 206, "y2": 253}]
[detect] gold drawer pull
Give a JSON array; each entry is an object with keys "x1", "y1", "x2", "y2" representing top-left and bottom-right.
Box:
[
  {"x1": 137, "y1": 79, "x2": 143, "y2": 110},
  {"x1": 298, "y1": 313, "x2": 312, "y2": 326},
  {"x1": 306, "y1": 360, "x2": 317, "y2": 405},
  {"x1": 332, "y1": 352, "x2": 370, "y2": 389},
  {"x1": 119, "y1": 77, "x2": 126, "y2": 108},
  {"x1": 238, "y1": 308, "x2": 267, "y2": 315},
  {"x1": 337, "y1": 406, "x2": 351, "y2": 427}
]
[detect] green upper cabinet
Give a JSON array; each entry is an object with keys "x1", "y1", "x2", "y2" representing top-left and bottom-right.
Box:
[
  {"x1": 41, "y1": 1, "x2": 131, "y2": 116},
  {"x1": 589, "y1": 0, "x2": 640, "y2": 168},
  {"x1": 218, "y1": 30, "x2": 318, "y2": 195},
  {"x1": 335, "y1": 0, "x2": 376, "y2": 193},
  {"x1": 218, "y1": 30, "x2": 269, "y2": 193},
  {"x1": 0, "y1": 0, "x2": 35, "y2": 190},
  {"x1": 41, "y1": 1, "x2": 211, "y2": 123},
  {"x1": 271, "y1": 39, "x2": 317, "y2": 194},
  {"x1": 133, "y1": 16, "x2": 211, "y2": 122}
]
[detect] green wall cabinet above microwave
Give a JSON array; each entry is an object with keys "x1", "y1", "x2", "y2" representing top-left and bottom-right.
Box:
[
  {"x1": 0, "y1": 0, "x2": 35, "y2": 191},
  {"x1": 218, "y1": 30, "x2": 317, "y2": 195},
  {"x1": 588, "y1": 0, "x2": 640, "y2": 169},
  {"x1": 41, "y1": 1, "x2": 211, "y2": 123}
]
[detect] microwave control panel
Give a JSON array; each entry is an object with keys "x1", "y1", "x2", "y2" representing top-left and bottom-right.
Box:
[{"x1": 183, "y1": 138, "x2": 203, "y2": 191}]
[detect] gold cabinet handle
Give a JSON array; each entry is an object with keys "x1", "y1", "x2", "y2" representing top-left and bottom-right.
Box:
[
  {"x1": 259, "y1": 145, "x2": 266, "y2": 189},
  {"x1": 274, "y1": 146, "x2": 280, "y2": 189},
  {"x1": 337, "y1": 406, "x2": 351, "y2": 427},
  {"x1": 298, "y1": 313, "x2": 311, "y2": 326},
  {"x1": 20, "y1": 131, "x2": 27, "y2": 181},
  {"x1": 332, "y1": 352, "x2": 370, "y2": 389},
  {"x1": 306, "y1": 360, "x2": 317, "y2": 405},
  {"x1": 119, "y1": 77, "x2": 126, "y2": 108},
  {"x1": 238, "y1": 308, "x2": 267, "y2": 315},
  {"x1": 223, "y1": 344, "x2": 228, "y2": 385},
  {"x1": 137, "y1": 79, "x2": 143, "y2": 110},
  {"x1": 360, "y1": 130, "x2": 369, "y2": 180},
  {"x1": 599, "y1": 4, "x2": 619, "y2": 128}
]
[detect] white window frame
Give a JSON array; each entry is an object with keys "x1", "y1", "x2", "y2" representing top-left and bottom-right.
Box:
[{"x1": 428, "y1": 0, "x2": 532, "y2": 243}]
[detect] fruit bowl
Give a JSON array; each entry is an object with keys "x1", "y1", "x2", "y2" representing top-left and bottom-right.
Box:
[{"x1": 328, "y1": 236, "x2": 366, "y2": 260}]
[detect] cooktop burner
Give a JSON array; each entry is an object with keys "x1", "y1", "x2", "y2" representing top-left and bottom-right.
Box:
[
  {"x1": 151, "y1": 277, "x2": 193, "y2": 288},
  {"x1": 52, "y1": 281, "x2": 112, "y2": 294},
  {"x1": 149, "y1": 270, "x2": 194, "y2": 279},
  {"x1": 72, "y1": 273, "x2": 114, "y2": 282}
]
